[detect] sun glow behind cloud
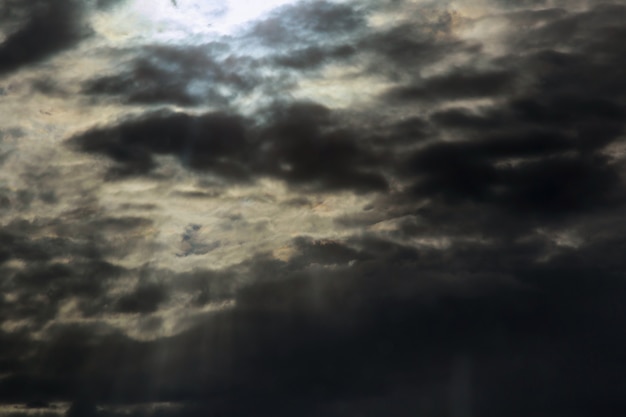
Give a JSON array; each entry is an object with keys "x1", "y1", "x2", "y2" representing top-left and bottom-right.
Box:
[{"x1": 123, "y1": 0, "x2": 301, "y2": 42}]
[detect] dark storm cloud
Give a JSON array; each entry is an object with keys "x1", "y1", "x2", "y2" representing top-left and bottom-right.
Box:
[
  {"x1": 1, "y1": 260, "x2": 125, "y2": 327},
  {"x1": 83, "y1": 44, "x2": 261, "y2": 106},
  {"x1": 0, "y1": 213, "x2": 152, "y2": 263},
  {"x1": 114, "y1": 283, "x2": 168, "y2": 314},
  {"x1": 68, "y1": 101, "x2": 388, "y2": 192},
  {"x1": 384, "y1": 69, "x2": 516, "y2": 102},
  {"x1": 0, "y1": 203, "x2": 160, "y2": 409},
  {"x1": 68, "y1": 110, "x2": 250, "y2": 179},
  {"x1": 2, "y1": 231, "x2": 626, "y2": 416},
  {"x1": 359, "y1": 15, "x2": 478, "y2": 81},
  {"x1": 3, "y1": 1, "x2": 626, "y2": 416},
  {"x1": 0, "y1": 0, "x2": 91, "y2": 75},
  {"x1": 405, "y1": 140, "x2": 621, "y2": 214},
  {"x1": 255, "y1": 101, "x2": 387, "y2": 192},
  {"x1": 174, "y1": 268, "x2": 239, "y2": 307},
  {"x1": 371, "y1": 2, "x2": 626, "y2": 229},
  {"x1": 0, "y1": 329, "x2": 32, "y2": 375},
  {"x1": 289, "y1": 236, "x2": 373, "y2": 266},
  {"x1": 0, "y1": 226, "x2": 97, "y2": 264},
  {"x1": 0, "y1": 210, "x2": 153, "y2": 329},
  {"x1": 187, "y1": 236, "x2": 626, "y2": 416},
  {"x1": 272, "y1": 44, "x2": 357, "y2": 70}
]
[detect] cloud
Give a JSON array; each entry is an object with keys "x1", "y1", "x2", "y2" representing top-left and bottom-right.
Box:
[
  {"x1": 0, "y1": 0, "x2": 91, "y2": 75},
  {"x1": 68, "y1": 109, "x2": 249, "y2": 179},
  {"x1": 2, "y1": 231, "x2": 625, "y2": 415},
  {"x1": 246, "y1": 0, "x2": 366, "y2": 47},
  {"x1": 254, "y1": 101, "x2": 388, "y2": 192},
  {"x1": 94, "y1": 0, "x2": 127, "y2": 10},
  {"x1": 272, "y1": 44, "x2": 357, "y2": 70},
  {"x1": 82, "y1": 43, "x2": 260, "y2": 106},
  {"x1": 2, "y1": 0, "x2": 626, "y2": 416},
  {"x1": 405, "y1": 139, "x2": 621, "y2": 214},
  {"x1": 114, "y1": 283, "x2": 168, "y2": 314},
  {"x1": 68, "y1": 101, "x2": 388, "y2": 192},
  {"x1": 357, "y1": 14, "x2": 477, "y2": 81},
  {"x1": 367, "y1": 2, "x2": 626, "y2": 230},
  {"x1": 384, "y1": 68, "x2": 516, "y2": 102},
  {"x1": 0, "y1": 207, "x2": 155, "y2": 334}
]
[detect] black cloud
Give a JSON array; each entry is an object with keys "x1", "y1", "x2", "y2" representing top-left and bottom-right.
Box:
[
  {"x1": 384, "y1": 69, "x2": 516, "y2": 102},
  {"x1": 114, "y1": 283, "x2": 168, "y2": 314},
  {"x1": 3, "y1": 1, "x2": 626, "y2": 416},
  {"x1": 254, "y1": 101, "x2": 388, "y2": 192},
  {"x1": 68, "y1": 110, "x2": 249, "y2": 179},
  {"x1": 69, "y1": 101, "x2": 388, "y2": 192},
  {"x1": 0, "y1": 0, "x2": 91, "y2": 75},
  {"x1": 375, "y1": 3, "x2": 626, "y2": 228},
  {"x1": 1, "y1": 234, "x2": 625, "y2": 416},
  {"x1": 405, "y1": 138, "x2": 621, "y2": 214},
  {"x1": 272, "y1": 44, "x2": 356, "y2": 70}
]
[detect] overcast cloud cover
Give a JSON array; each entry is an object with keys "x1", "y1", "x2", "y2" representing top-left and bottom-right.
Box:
[{"x1": 1, "y1": 0, "x2": 626, "y2": 415}]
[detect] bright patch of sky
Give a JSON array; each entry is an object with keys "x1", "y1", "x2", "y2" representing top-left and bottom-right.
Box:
[{"x1": 96, "y1": 0, "x2": 302, "y2": 44}]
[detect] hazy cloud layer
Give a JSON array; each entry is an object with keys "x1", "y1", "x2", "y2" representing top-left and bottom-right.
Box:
[{"x1": 1, "y1": 0, "x2": 626, "y2": 416}]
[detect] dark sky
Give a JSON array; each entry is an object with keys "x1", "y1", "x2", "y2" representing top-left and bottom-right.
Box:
[{"x1": 1, "y1": 0, "x2": 626, "y2": 416}]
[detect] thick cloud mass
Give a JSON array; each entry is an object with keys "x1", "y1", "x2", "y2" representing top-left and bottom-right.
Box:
[
  {"x1": 82, "y1": 43, "x2": 257, "y2": 106},
  {"x1": 0, "y1": 0, "x2": 93, "y2": 75},
  {"x1": 2, "y1": 0, "x2": 626, "y2": 416},
  {"x1": 69, "y1": 102, "x2": 387, "y2": 191}
]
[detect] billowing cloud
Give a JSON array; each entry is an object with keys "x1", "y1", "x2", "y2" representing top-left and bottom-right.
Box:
[
  {"x1": 82, "y1": 43, "x2": 259, "y2": 106},
  {"x1": 68, "y1": 101, "x2": 388, "y2": 192}
]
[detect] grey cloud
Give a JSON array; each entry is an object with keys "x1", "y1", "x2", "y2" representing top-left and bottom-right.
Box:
[
  {"x1": 0, "y1": 329, "x2": 32, "y2": 375},
  {"x1": 82, "y1": 44, "x2": 260, "y2": 106},
  {"x1": 5, "y1": 261, "x2": 124, "y2": 326},
  {"x1": 3, "y1": 0, "x2": 626, "y2": 415},
  {"x1": 68, "y1": 109, "x2": 249, "y2": 180},
  {"x1": 94, "y1": 0, "x2": 128, "y2": 10},
  {"x1": 0, "y1": 210, "x2": 153, "y2": 330},
  {"x1": 114, "y1": 283, "x2": 169, "y2": 314},
  {"x1": 175, "y1": 269, "x2": 239, "y2": 307},
  {"x1": 288, "y1": 236, "x2": 373, "y2": 268},
  {"x1": 404, "y1": 139, "x2": 621, "y2": 214},
  {"x1": 0, "y1": 0, "x2": 91, "y2": 75},
  {"x1": 81, "y1": 1, "x2": 367, "y2": 106},
  {"x1": 68, "y1": 101, "x2": 388, "y2": 193},
  {"x1": 372, "y1": 3, "x2": 626, "y2": 227},
  {"x1": 246, "y1": 0, "x2": 366, "y2": 47},
  {"x1": 1, "y1": 232, "x2": 625, "y2": 415},
  {"x1": 272, "y1": 44, "x2": 357, "y2": 70},
  {"x1": 384, "y1": 69, "x2": 516, "y2": 102},
  {"x1": 358, "y1": 15, "x2": 478, "y2": 81},
  {"x1": 254, "y1": 101, "x2": 388, "y2": 192}
]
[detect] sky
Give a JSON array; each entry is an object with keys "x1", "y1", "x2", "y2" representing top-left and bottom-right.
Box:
[{"x1": 1, "y1": 0, "x2": 626, "y2": 416}]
